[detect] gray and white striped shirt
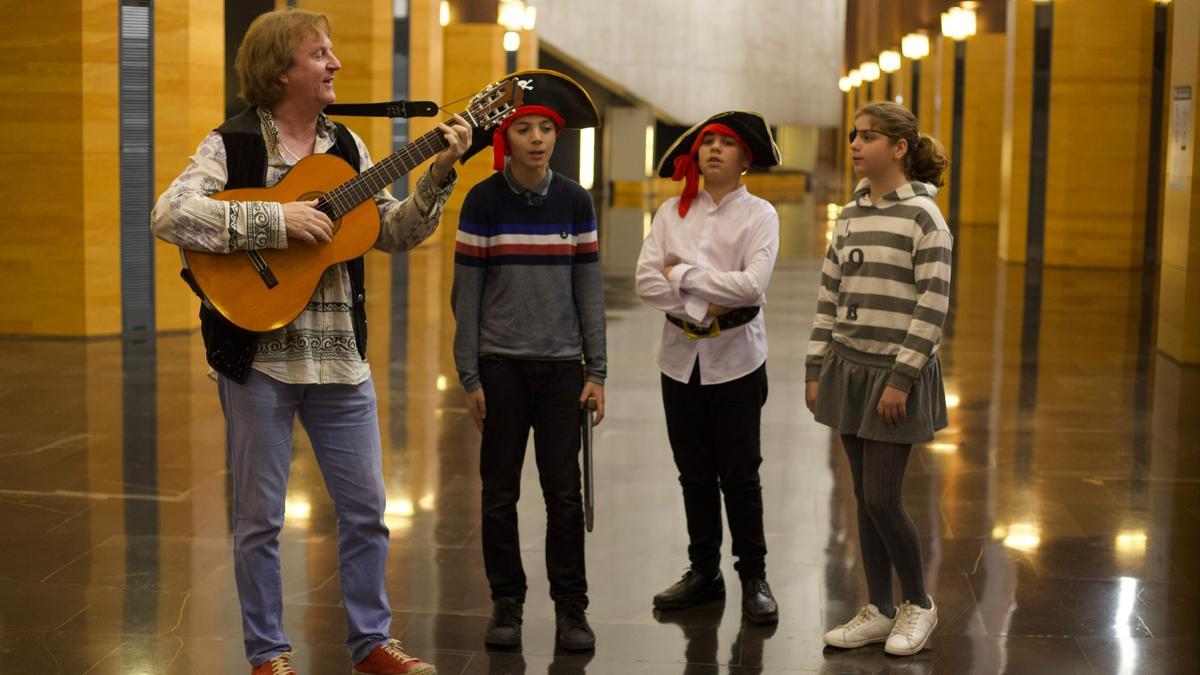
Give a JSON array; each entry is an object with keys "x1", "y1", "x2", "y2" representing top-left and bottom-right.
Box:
[{"x1": 805, "y1": 180, "x2": 953, "y2": 392}]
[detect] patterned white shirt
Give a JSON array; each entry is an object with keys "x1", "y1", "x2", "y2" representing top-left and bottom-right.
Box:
[{"x1": 152, "y1": 108, "x2": 455, "y2": 385}]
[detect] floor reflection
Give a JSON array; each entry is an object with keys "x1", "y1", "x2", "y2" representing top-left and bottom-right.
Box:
[{"x1": 0, "y1": 198, "x2": 1197, "y2": 674}]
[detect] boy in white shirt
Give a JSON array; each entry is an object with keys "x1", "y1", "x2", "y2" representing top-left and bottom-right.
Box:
[{"x1": 635, "y1": 111, "x2": 781, "y2": 625}]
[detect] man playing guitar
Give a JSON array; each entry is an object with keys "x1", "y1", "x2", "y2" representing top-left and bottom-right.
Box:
[{"x1": 151, "y1": 8, "x2": 470, "y2": 675}]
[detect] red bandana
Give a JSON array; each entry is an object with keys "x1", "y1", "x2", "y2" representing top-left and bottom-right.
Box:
[
  {"x1": 671, "y1": 123, "x2": 754, "y2": 217},
  {"x1": 492, "y1": 105, "x2": 567, "y2": 171}
]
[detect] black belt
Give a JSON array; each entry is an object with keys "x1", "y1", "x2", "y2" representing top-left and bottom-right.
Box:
[{"x1": 666, "y1": 306, "x2": 760, "y2": 339}]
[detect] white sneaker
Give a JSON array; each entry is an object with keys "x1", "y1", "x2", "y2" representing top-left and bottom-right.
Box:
[
  {"x1": 823, "y1": 603, "x2": 896, "y2": 648},
  {"x1": 884, "y1": 596, "x2": 938, "y2": 656}
]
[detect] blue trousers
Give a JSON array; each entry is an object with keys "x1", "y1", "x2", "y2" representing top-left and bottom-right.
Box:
[{"x1": 218, "y1": 370, "x2": 391, "y2": 666}]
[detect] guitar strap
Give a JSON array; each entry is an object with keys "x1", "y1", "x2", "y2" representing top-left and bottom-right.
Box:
[
  {"x1": 324, "y1": 99, "x2": 439, "y2": 118},
  {"x1": 185, "y1": 108, "x2": 365, "y2": 382}
]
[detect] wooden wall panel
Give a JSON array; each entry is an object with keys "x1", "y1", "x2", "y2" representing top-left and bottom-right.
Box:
[
  {"x1": 960, "y1": 33, "x2": 1006, "y2": 226},
  {"x1": 934, "y1": 36, "x2": 955, "y2": 218},
  {"x1": 81, "y1": 0, "x2": 121, "y2": 336},
  {"x1": 1042, "y1": 0, "x2": 1155, "y2": 267},
  {"x1": 1158, "y1": 0, "x2": 1200, "y2": 363},
  {"x1": 998, "y1": 0, "x2": 1034, "y2": 262},
  {"x1": 409, "y1": 0, "x2": 446, "y2": 206},
  {"x1": 0, "y1": 3, "x2": 88, "y2": 335},
  {"x1": 307, "y1": 0, "x2": 394, "y2": 163},
  {"x1": 154, "y1": 0, "x2": 225, "y2": 332},
  {"x1": 442, "y1": 21, "x2": 506, "y2": 217}
]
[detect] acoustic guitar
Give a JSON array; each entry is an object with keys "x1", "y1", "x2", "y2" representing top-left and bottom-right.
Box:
[{"x1": 182, "y1": 77, "x2": 524, "y2": 332}]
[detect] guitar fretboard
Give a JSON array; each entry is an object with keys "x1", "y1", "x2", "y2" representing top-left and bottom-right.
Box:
[{"x1": 320, "y1": 109, "x2": 479, "y2": 219}]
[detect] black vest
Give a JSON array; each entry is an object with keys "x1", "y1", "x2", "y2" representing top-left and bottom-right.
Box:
[{"x1": 189, "y1": 108, "x2": 368, "y2": 382}]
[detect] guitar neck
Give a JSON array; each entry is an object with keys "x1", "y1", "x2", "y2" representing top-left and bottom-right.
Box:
[{"x1": 322, "y1": 111, "x2": 475, "y2": 219}]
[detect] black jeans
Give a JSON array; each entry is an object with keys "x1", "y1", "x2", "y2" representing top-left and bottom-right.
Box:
[
  {"x1": 479, "y1": 355, "x2": 587, "y2": 604},
  {"x1": 661, "y1": 361, "x2": 769, "y2": 581}
]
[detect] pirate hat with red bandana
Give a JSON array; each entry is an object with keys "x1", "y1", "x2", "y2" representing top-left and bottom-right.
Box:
[
  {"x1": 459, "y1": 69, "x2": 600, "y2": 171},
  {"x1": 655, "y1": 110, "x2": 781, "y2": 217}
]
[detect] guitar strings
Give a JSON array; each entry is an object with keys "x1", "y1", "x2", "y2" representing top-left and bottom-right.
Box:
[
  {"x1": 322, "y1": 131, "x2": 449, "y2": 218},
  {"x1": 320, "y1": 96, "x2": 496, "y2": 219}
]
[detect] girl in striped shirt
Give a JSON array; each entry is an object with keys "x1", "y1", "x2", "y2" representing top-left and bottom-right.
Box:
[{"x1": 809, "y1": 102, "x2": 951, "y2": 657}]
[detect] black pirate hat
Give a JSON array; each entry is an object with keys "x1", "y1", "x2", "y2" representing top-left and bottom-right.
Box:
[
  {"x1": 656, "y1": 111, "x2": 781, "y2": 216},
  {"x1": 459, "y1": 69, "x2": 600, "y2": 171}
]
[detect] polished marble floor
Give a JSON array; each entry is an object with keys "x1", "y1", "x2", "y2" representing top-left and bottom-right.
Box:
[{"x1": 1, "y1": 203, "x2": 1198, "y2": 674}]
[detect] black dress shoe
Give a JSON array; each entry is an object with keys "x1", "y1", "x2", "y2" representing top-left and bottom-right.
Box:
[
  {"x1": 653, "y1": 569, "x2": 726, "y2": 610},
  {"x1": 484, "y1": 597, "x2": 523, "y2": 647},
  {"x1": 742, "y1": 578, "x2": 778, "y2": 625},
  {"x1": 555, "y1": 598, "x2": 595, "y2": 651}
]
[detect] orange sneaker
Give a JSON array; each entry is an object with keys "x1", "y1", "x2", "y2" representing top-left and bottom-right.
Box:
[
  {"x1": 352, "y1": 639, "x2": 436, "y2": 675},
  {"x1": 251, "y1": 652, "x2": 297, "y2": 675}
]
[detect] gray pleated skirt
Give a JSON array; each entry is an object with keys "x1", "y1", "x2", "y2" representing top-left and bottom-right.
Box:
[{"x1": 814, "y1": 341, "x2": 949, "y2": 445}]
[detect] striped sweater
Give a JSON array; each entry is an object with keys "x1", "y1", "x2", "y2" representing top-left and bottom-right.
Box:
[
  {"x1": 451, "y1": 170, "x2": 606, "y2": 392},
  {"x1": 806, "y1": 180, "x2": 953, "y2": 392}
]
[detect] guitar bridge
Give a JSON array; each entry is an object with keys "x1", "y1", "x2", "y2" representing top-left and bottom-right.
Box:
[{"x1": 246, "y1": 251, "x2": 279, "y2": 289}]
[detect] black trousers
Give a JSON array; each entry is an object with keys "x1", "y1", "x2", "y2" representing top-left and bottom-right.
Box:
[
  {"x1": 661, "y1": 361, "x2": 769, "y2": 581},
  {"x1": 479, "y1": 355, "x2": 587, "y2": 604}
]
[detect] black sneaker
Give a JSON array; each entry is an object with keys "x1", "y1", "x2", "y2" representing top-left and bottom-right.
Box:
[
  {"x1": 484, "y1": 597, "x2": 523, "y2": 648},
  {"x1": 555, "y1": 598, "x2": 595, "y2": 652},
  {"x1": 653, "y1": 569, "x2": 726, "y2": 611},
  {"x1": 742, "y1": 578, "x2": 778, "y2": 625}
]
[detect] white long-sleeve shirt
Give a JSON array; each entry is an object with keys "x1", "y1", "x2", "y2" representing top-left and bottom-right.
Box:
[{"x1": 635, "y1": 185, "x2": 780, "y2": 385}]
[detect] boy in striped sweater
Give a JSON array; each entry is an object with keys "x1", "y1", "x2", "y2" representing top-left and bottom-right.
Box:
[
  {"x1": 808, "y1": 102, "x2": 951, "y2": 657},
  {"x1": 450, "y1": 71, "x2": 605, "y2": 653}
]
